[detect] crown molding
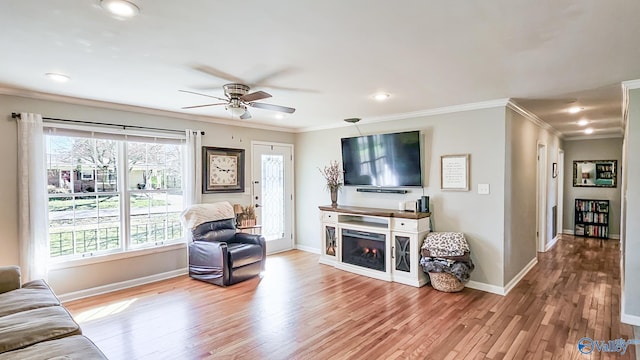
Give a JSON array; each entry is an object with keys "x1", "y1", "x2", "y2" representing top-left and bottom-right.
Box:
[
  {"x1": 563, "y1": 133, "x2": 624, "y2": 141},
  {"x1": 296, "y1": 98, "x2": 511, "y2": 133},
  {"x1": 0, "y1": 86, "x2": 295, "y2": 133},
  {"x1": 621, "y1": 79, "x2": 640, "y2": 90},
  {"x1": 620, "y1": 80, "x2": 640, "y2": 132},
  {"x1": 506, "y1": 100, "x2": 563, "y2": 139}
]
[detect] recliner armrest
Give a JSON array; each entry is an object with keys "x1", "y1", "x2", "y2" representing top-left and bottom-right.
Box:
[
  {"x1": 229, "y1": 233, "x2": 266, "y2": 272},
  {"x1": 230, "y1": 233, "x2": 266, "y2": 247},
  {"x1": 0, "y1": 266, "x2": 21, "y2": 294}
]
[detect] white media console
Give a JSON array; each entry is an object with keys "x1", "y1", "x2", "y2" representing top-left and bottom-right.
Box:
[{"x1": 319, "y1": 205, "x2": 431, "y2": 287}]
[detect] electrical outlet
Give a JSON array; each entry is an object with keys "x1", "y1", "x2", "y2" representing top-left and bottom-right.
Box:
[{"x1": 478, "y1": 184, "x2": 490, "y2": 195}]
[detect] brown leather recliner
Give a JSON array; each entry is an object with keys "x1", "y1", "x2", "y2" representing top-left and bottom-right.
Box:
[{"x1": 188, "y1": 218, "x2": 266, "y2": 286}]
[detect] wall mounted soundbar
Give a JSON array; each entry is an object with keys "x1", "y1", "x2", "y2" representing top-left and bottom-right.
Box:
[{"x1": 356, "y1": 188, "x2": 409, "y2": 194}]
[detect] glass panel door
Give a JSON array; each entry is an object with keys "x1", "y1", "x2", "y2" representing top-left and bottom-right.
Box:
[
  {"x1": 252, "y1": 143, "x2": 293, "y2": 254},
  {"x1": 261, "y1": 154, "x2": 285, "y2": 241}
]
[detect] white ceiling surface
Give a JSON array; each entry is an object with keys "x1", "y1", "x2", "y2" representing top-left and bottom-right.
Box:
[{"x1": 1, "y1": 1, "x2": 640, "y2": 135}]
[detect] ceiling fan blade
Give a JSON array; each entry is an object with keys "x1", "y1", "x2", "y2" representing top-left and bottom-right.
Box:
[
  {"x1": 241, "y1": 91, "x2": 272, "y2": 102},
  {"x1": 240, "y1": 109, "x2": 252, "y2": 120},
  {"x1": 257, "y1": 84, "x2": 320, "y2": 93},
  {"x1": 248, "y1": 102, "x2": 296, "y2": 114},
  {"x1": 192, "y1": 64, "x2": 244, "y2": 83},
  {"x1": 179, "y1": 89, "x2": 227, "y2": 101},
  {"x1": 181, "y1": 103, "x2": 227, "y2": 109},
  {"x1": 251, "y1": 68, "x2": 297, "y2": 87}
]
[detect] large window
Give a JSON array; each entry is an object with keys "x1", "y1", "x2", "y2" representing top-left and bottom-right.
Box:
[{"x1": 45, "y1": 129, "x2": 185, "y2": 260}]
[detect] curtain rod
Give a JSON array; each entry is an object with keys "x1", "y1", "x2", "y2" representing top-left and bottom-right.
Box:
[{"x1": 10, "y1": 112, "x2": 204, "y2": 135}]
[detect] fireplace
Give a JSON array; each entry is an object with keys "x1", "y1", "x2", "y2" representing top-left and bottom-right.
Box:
[{"x1": 341, "y1": 229, "x2": 386, "y2": 272}]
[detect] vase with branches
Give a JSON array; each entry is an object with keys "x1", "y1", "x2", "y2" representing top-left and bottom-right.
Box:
[{"x1": 319, "y1": 160, "x2": 343, "y2": 207}]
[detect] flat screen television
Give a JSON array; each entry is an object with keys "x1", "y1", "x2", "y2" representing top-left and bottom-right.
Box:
[{"x1": 341, "y1": 130, "x2": 422, "y2": 187}]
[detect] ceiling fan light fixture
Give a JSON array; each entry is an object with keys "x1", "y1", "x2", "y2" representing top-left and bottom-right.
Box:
[
  {"x1": 101, "y1": 0, "x2": 140, "y2": 18},
  {"x1": 226, "y1": 104, "x2": 247, "y2": 117}
]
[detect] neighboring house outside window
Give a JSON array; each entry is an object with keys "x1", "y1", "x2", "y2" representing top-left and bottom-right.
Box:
[{"x1": 45, "y1": 127, "x2": 185, "y2": 261}]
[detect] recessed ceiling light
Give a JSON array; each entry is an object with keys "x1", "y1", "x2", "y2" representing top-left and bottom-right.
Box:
[
  {"x1": 101, "y1": 0, "x2": 140, "y2": 18},
  {"x1": 373, "y1": 93, "x2": 390, "y2": 101},
  {"x1": 577, "y1": 119, "x2": 589, "y2": 126},
  {"x1": 568, "y1": 106, "x2": 582, "y2": 114},
  {"x1": 585, "y1": 128, "x2": 594, "y2": 134},
  {"x1": 274, "y1": 114, "x2": 284, "y2": 120},
  {"x1": 45, "y1": 73, "x2": 70, "y2": 83}
]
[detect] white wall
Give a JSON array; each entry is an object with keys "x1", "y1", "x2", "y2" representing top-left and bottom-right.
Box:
[
  {"x1": 0, "y1": 94, "x2": 294, "y2": 295},
  {"x1": 295, "y1": 107, "x2": 507, "y2": 287},
  {"x1": 622, "y1": 87, "x2": 640, "y2": 322},
  {"x1": 562, "y1": 138, "x2": 623, "y2": 236}
]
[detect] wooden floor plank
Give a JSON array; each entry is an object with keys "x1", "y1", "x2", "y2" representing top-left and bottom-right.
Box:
[{"x1": 65, "y1": 235, "x2": 635, "y2": 359}]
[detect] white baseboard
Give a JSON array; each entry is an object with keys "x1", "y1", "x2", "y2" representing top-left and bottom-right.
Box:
[
  {"x1": 58, "y1": 268, "x2": 188, "y2": 303},
  {"x1": 563, "y1": 229, "x2": 574, "y2": 235},
  {"x1": 621, "y1": 313, "x2": 640, "y2": 326},
  {"x1": 295, "y1": 244, "x2": 320, "y2": 254},
  {"x1": 466, "y1": 280, "x2": 506, "y2": 295},
  {"x1": 469, "y1": 258, "x2": 539, "y2": 296},
  {"x1": 503, "y1": 257, "x2": 538, "y2": 296},
  {"x1": 545, "y1": 236, "x2": 559, "y2": 251},
  {"x1": 622, "y1": 296, "x2": 640, "y2": 326}
]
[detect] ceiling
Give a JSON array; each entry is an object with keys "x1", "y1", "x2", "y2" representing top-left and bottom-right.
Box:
[{"x1": 2, "y1": 1, "x2": 640, "y2": 136}]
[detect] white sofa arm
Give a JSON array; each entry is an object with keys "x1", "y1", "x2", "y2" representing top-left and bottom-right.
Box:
[{"x1": 0, "y1": 266, "x2": 21, "y2": 294}]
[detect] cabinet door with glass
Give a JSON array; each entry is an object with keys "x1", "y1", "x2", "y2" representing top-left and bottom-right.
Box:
[
  {"x1": 390, "y1": 232, "x2": 426, "y2": 286},
  {"x1": 319, "y1": 211, "x2": 338, "y2": 265}
]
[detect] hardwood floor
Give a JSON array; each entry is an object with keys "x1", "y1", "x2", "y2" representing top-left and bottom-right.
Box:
[{"x1": 65, "y1": 235, "x2": 635, "y2": 359}]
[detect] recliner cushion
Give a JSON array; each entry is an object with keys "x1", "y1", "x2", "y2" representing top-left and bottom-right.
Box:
[
  {"x1": 192, "y1": 219, "x2": 236, "y2": 243},
  {"x1": 227, "y1": 243, "x2": 263, "y2": 268}
]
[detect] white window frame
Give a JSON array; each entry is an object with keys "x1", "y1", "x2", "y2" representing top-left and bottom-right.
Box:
[{"x1": 44, "y1": 122, "x2": 188, "y2": 266}]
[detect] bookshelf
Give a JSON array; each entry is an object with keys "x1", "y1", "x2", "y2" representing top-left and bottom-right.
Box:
[{"x1": 574, "y1": 199, "x2": 609, "y2": 239}]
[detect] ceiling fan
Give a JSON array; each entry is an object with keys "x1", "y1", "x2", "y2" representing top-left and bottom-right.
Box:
[{"x1": 180, "y1": 83, "x2": 295, "y2": 120}]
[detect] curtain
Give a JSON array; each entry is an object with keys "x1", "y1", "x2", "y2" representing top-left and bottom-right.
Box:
[
  {"x1": 17, "y1": 113, "x2": 49, "y2": 282},
  {"x1": 184, "y1": 129, "x2": 202, "y2": 207}
]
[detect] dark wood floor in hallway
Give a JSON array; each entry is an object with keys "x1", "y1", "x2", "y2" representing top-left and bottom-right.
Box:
[{"x1": 65, "y1": 235, "x2": 635, "y2": 359}]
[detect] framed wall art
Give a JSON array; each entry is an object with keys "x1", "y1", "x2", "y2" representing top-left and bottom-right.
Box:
[
  {"x1": 202, "y1": 146, "x2": 245, "y2": 193},
  {"x1": 441, "y1": 154, "x2": 470, "y2": 191}
]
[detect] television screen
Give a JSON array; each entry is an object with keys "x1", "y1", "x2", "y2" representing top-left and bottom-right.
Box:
[{"x1": 341, "y1": 130, "x2": 422, "y2": 187}]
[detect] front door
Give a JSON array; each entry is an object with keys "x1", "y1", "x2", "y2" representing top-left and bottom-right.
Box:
[{"x1": 252, "y1": 142, "x2": 294, "y2": 254}]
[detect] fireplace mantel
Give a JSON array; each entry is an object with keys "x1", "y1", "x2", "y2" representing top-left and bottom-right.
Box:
[
  {"x1": 318, "y1": 205, "x2": 430, "y2": 219},
  {"x1": 319, "y1": 205, "x2": 430, "y2": 287}
]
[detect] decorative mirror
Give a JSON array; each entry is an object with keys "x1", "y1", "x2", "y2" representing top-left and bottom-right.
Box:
[{"x1": 573, "y1": 160, "x2": 617, "y2": 188}]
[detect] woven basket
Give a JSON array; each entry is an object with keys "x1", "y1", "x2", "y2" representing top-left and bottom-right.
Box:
[{"x1": 429, "y1": 272, "x2": 465, "y2": 292}]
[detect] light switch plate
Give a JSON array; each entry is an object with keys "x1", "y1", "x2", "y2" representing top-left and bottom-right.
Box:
[{"x1": 478, "y1": 183, "x2": 490, "y2": 195}]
